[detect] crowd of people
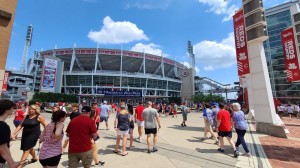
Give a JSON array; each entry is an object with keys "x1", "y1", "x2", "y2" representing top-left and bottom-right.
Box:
[
  {"x1": 0, "y1": 99, "x2": 253, "y2": 168},
  {"x1": 276, "y1": 103, "x2": 300, "y2": 120}
]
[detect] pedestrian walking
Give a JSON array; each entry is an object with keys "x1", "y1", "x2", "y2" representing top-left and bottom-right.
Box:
[
  {"x1": 201, "y1": 103, "x2": 218, "y2": 144},
  {"x1": 135, "y1": 102, "x2": 145, "y2": 142},
  {"x1": 11, "y1": 104, "x2": 25, "y2": 140},
  {"x1": 62, "y1": 103, "x2": 80, "y2": 154},
  {"x1": 92, "y1": 103, "x2": 101, "y2": 130},
  {"x1": 127, "y1": 104, "x2": 135, "y2": 149},
  {"x1": 142, "y1": 101, "x2": 161, "y2": 153},
  {"x1": 231, "y1": 103, "x2": 251, "y2": 157},
  {"x1": 0, "y1": 100, "x2": 19, "y2": 168},
  {"x1": 113, "y1": 102, "x2": 131, "y2": 156},
  {"x1": 181, "y1": 103, "x2": 188, "y2": 127},
  {"x1": 12, "y1": 104, "x2": 47, "y2": 168},
  {"x1": 66, "y1": 106, "x2": 99, "y2": 168},
  {"x1": 39, "y1": 110, "x2": 66, "y2": 168},
  {"x1": 89, "y1": 109, "x2": 105, "y2": 166},
  {"x1": 172, "y1": 103, "x2": 178, "y2": 118},
  {"x1": 100, "y1": 101, "x2": 110, "y2": 130},
  {"x1": 287, "y1": 104, "x2": 294, "y2": 120},
  {"x1": 211, "y1": 104, "x2": 219, "y2": 132},
  {"x1": 216, "y1": 103, "x2": 238, "y2": 157}
]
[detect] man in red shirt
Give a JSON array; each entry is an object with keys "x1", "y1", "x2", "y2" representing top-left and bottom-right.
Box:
[
  {"x1": 135, "y1": 102, "x2": 145, "y2": 142},
  {"x1": 66, "y1": 106, "x2": 98, "y2": 168},
  {"x1": 92, "y1": 103, "x2": 101, "y2": 130},
  {"x1": 217, "y1": 103, "x2": 238, "y2": 157}
]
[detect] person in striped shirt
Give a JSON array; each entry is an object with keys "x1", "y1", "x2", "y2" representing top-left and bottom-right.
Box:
[{"x1": 39, "y1": 110, "x2": 66, "y2": 168}]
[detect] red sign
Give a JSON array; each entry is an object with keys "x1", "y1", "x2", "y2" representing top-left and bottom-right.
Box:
[
  {"x1": 233, "y1": 9, "x2": 250, "y2": 76},
  {"x1": 2, "y1": 71, "x2": 9, "y2": 92},
  {"x1": 281, "y1": 27, "x2": 300, "y2": 82}
]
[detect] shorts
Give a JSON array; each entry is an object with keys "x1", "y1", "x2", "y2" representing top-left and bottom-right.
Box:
[
  {"x1": 182, "y1": 114, "x2": 187, "y2": 121},
  {"x1": 117, "y1": 129, "x2": 129, "y2": 136},
  {"x1": 13, "y1": 120, "x2": 22, "y2": 127},
  {"x1": 129, "y1": 128, "x2": 133, "y2": 135},
  {"x1": 39, "y1": 154, "x2": 62, "y2": 167},
  {"x1": 68, "y1": 150, "x2": 93, "y2": 168},
  {"x1": 145, "y1": 128, "x2": 157, "y2": 135},
  {"x1": 205, "y1": 122, "x2": 212, "y2": 129},
  {"x1": 100, "y1": 117, "x2": 108, "y2": 123},
  {"x1": 137, "y1": 120, "x2": 144, "y2": 127},
  {"x1": 218, "y1": 131, "x2": 232, "y2": 138}
]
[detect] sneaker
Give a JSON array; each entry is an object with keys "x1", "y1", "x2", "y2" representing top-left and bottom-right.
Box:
[
  {"x1": 242, "y1": 152, "x2": 251, "y2": 157},
  {"x1": 147, "y1": 149, "x2": 151, "y2": 154},
  {"x1": 234, "y1": 150, "x2": 239, "y2": 158},
  {"x1": 214, "y1": 140, "x2": 219, "y2": 145},
  {"x1": 209, "y1": 136, "x2": 214, "y2": 139},
  {"x1": 218, "y1": 148, "x2": 225, "y2": 152},
  {"x1": 184, "y1": 124, "x2": 187, "y2": 127},
  {"x1": 181, "y1": 123, "x2": 184, "y2": 127},
  {"x1": 152, "y1": 147, "x2": 158, "y2": 152},
  {"x1": 200, "y1": 137, "x2": 207, "y2": 141},
  {"x1": 95, "y1": 161, "x2": 105, "y2": 166},
  {"x1": 139, "y1": 137, "x2": 142, "y2": 143}
]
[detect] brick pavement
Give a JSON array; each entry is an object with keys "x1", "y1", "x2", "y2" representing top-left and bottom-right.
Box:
[{"x1": 259, "y1": 117, "x2": 300, "y2": 168}]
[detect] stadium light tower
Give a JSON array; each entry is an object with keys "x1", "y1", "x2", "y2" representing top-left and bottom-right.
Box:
[
  {"x1": 21, "y1": 25, "x2": 33, "y2": 73},
  {"x1": 187, "y1": 40, "x2": 195, "y2": 73}
]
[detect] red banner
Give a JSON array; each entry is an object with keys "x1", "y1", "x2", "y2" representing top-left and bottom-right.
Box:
[
  {"x1": 281, "y1": 27, "x2": 300, "y2": 82},
  {"x1": 233, "y1": 9, "x2": 250, "y2": 76},
  {"x1": 2, "y1": 71, "x2": 9, "y2": 92}
]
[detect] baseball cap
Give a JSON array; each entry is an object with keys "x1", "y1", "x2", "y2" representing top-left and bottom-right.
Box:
[
  {"x1": 103, "y1": 101, "x2": 107, "y2": 104},
  {"x1": 81, "y1": 106, "x2": 92, "y2": 113}
]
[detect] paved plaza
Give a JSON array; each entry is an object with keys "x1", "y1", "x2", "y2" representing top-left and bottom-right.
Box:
[{"x1": 6, "y1": 111, "x2": 299, "y2": 168}]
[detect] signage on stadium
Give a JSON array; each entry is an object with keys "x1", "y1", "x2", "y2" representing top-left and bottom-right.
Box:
[{"x1": 94, "y1": 89, "x2": 142, "y2": 97}]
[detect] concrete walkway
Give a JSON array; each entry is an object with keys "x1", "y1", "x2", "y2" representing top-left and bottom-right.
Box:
[{"x1": 6, "y1": 111, "x2": 271, "y2": 168}]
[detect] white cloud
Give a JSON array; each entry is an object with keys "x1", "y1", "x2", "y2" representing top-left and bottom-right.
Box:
[
  {"x1": 88, "y1": 16, "x2": 149, "y2": 44},
  {"x1": 194, "y1": 32, "x2": 236, "y2": 71},
  {"x1": 197, "y1": 0, "x2": 239, "y2": 22},
  {"x1": 181, "y1": 61, "x2": 200, "y2": 74},
  {"x1": 130, "y1": 43, "x2": 168, "y2": 56},
  {"x1": 125, "y1": 0, "x2": 172, "y2": 9}
]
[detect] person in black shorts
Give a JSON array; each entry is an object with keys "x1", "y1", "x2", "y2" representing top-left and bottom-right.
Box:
[
  {"x1": 0, "y1": 100, "x2": 19, "y2": 168},
  {"x1": 142, "y1": 101, "x2": 161, "y2": 154}
]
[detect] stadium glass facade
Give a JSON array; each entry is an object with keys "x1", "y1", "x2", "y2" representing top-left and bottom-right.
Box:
[
  {"x1": 264, "y1": 1, "x2": 300, "y2": 100},
  {"x1": 40, "y1": 48, "x2": 185, "y2": 104}
]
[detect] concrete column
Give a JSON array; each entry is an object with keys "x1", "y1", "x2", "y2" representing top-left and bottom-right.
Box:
[{"x1": 248, "y1": 41, "x2": 287, "y2": 138}]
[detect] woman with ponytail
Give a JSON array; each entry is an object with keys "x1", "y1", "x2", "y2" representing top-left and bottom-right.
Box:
[{"x1": 39, "y1": 110, "x2": 66, "y2": 168}]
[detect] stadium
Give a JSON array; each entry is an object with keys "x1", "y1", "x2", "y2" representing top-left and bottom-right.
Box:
[{"x1": 39, "y1": 48, "x2": 193, "y2": 105}]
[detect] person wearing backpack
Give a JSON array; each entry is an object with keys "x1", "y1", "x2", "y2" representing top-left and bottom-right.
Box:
[
  {"x1": 113, "y1": 102, "x2": 131, "y2": 156},
  {"x1": 201, "y1": 103, "x2": 218, "y2": 144}
]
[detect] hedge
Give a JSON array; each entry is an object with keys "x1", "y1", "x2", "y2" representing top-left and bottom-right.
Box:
[{"x1": 30, "y1": 92, "x2": 78, "y2": 105}]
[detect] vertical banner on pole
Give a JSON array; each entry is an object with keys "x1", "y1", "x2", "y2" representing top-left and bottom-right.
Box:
[
  {"x1": 281, "y1": 27, "x2": 300, "y2": 82},
  {"x1": 1, "y1": 71, "x2": 9, "y2": 92},
  {"x1": 233, "y1": 9, "x2": 250, "y2": 76},
  {"x1": 41, "y1": 58, "x2": 58, "y2": 92}
]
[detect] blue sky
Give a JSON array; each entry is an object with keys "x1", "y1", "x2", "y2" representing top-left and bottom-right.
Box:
[{"x1": 7, "y1": 0, "x2": 288, "y2": 88}]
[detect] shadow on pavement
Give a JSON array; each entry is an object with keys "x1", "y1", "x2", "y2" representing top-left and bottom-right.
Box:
[
  {"x1": 196, "y1": 148, "x2": 237, "y2": 158},
  {"x1": 168, "y1": 125, "x2": 204, "y2": 132}
]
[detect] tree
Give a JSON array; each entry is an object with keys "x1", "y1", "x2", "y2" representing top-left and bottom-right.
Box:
[
  {"x1": 30, "y1": 92, "x2": 78, "y2": 104},
  {"x1": 191, "y1": 93, "x2": 224, "y2": 103}
]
